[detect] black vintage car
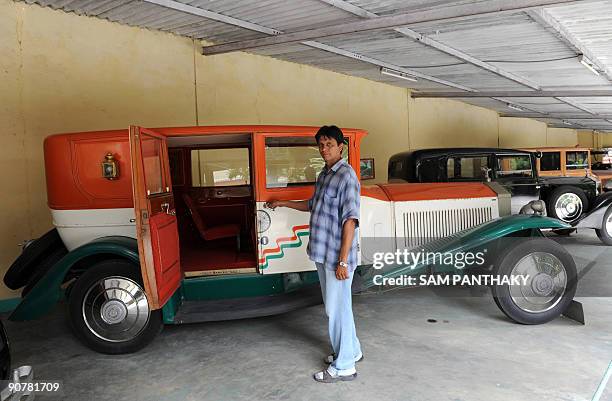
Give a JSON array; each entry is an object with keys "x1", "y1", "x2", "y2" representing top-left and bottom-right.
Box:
[{"x1": 388, "y1": 148, "x2": 599, "y2": 224}]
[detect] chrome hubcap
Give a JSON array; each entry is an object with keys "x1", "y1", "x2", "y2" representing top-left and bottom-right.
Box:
[
  {"x1": 82, "y1": 276, "x2": 150, "y2": 343},
  {"x1": 606, "y1": 213, "x2": 612, "y2": 236},
  {"x1": 554, "y1": 193, "x2": 583, "y2": 222},
  {"x1": 101, "y1": 300, "x2": 128, "y2": 325},
  {"x1": 510, "y1": 252, "x2": 567, "y2": 313}
]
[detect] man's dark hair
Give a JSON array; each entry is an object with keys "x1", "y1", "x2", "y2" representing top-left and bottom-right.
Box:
[{"x1": 315, "y1": 125, "x2": 347, "y2": 145}]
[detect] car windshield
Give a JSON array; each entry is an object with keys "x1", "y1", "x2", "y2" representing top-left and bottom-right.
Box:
[{"x1": 191, "y1": 148, "x2": 250, "y2": 187}]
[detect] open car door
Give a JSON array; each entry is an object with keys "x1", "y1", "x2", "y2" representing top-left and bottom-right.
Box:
[{"x1": 129, "y1": 126, "x2": 181, "y2": 309}]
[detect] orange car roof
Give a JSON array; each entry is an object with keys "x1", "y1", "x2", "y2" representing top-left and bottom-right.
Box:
[{"x1": 45, "y1": 125, "x2": 368, "y2": 140}]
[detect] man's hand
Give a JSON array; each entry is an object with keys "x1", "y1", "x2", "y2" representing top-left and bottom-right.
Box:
[
  {"x1": 265, "y1": 200, "x2": 310, "y2": 212},
  {"x1": 265, "y1": 200, "x2": 284, "y2": 210},
  {"x1": 335, "y1": 264, "x2": 349, "y2": 280}
]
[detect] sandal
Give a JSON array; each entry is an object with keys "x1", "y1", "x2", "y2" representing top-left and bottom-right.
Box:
[
  {"x1": 313, "y1": 368, "x2": 357, "y2": 383},
  {"x1": 324, "y1": 353, "x2": 364, "y2": 364}
]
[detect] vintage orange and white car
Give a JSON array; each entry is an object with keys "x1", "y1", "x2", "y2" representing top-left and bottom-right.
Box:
[{"x1": 5, "y1": 125, "x2": 578, "y2": 354}]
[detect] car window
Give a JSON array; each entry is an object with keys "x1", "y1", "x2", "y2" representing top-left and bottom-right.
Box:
[
  {"x1": 141, "y1": 135, "x2": 167, "y2": 195},
  {"x1": 191, "y1": 148, "x2": 250, "y2": 187},
  {"x1": 389, "y1": 160, "x2": 403, "y2": 179},
  {"x1": 447, "y1": 156, "x2": 489, "y2": 181},
  {"x1": 265, "y1": 136, "x2": 349, "y2": 188},
  {"x1": 540, "y1": 152, "x2": 561, "y2": 171},
  {"x1": 496, "y1": 155, "x2": 533, "y2": 178},
  {"x1": 418, "y1": 157, "x2": 439, "y2": 182},
  {"x1": 566, "y1": 151, "x2": 589, "y2": 170}
]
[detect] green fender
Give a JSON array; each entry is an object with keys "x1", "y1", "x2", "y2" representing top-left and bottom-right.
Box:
[
  {"x1": 9, "y1": 236, "x2": 139, "y2": 321},
  {"x1": 359, "y1": 214, "x2": 570, "y2": 288}
]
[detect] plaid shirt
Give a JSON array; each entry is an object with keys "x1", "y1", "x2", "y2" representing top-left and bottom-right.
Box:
[{"x1": 307, "y1": 158, "x2": 360, "y2": 271}]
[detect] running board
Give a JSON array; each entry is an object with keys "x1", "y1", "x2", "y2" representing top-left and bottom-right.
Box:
[{"x1": 172, "y1": 284, "x2": 322, "y2": 324}]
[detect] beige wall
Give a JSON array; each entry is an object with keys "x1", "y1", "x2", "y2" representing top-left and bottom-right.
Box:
[
  {"x1": 408, "y1": 98, "x2": 499, "y2": 148},
  {"x1": 598, "y1": 132, "x2": 612, "y2": 147},
  {"x1": 578, "y1": 130, "x2": 595, "y2": 148},
  {"x1": 0, "y1": 2, "x2": 29, "y2": 301},
  {"x1": 0, "y1": 0, "x2": 584, "y2": 300},
  {"x1": 545, "y1": 127, "x2": 579, "y2": 147},
  {"x1": 498, "y1": 118, "x2": 578, "y2": 148}
]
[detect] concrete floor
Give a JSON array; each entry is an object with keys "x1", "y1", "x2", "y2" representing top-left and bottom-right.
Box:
[{"x1": 4, "y1": 230, "x2": 612, "y2": 401}]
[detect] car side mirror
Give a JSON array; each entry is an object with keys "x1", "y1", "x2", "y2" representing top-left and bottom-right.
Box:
[{"x1": 534, "y1": 151, "x2": 542, "y2": 159}]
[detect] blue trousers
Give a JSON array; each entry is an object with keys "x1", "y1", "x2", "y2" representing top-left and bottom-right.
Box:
[{"x1": 315, "y1": 263, "x2": 362, "y2": 373}]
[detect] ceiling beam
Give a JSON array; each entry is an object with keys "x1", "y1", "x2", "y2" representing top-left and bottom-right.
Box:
[
  {"x1": 500, "y1": 114, "x2": 612, "y2": 119},
  {"x1": 555, "y1": 96, "x2": 598, "y2": 115},
  {"x1": 394, "y1": 27, "x2": 542, "y2": 89},
  {"x1": 412, "y1": 90, "x2": 612, "y2": 98},
  {"x1": 142, "y1": 0, "x2": 282, "y2": 35},
  {"x1": 317, "y1": 0, "x2": 378, "y2": 18},
  {"x1": 302, "y1": 41, "x2": 475, "y2": 91},
  {"x1": 201, "y1": 0, "x2": 583, "y2": 55}
]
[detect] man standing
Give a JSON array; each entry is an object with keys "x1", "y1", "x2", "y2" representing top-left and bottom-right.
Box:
[{"x1": 266, "y1": 125, "x2": 363, "y2": 383}]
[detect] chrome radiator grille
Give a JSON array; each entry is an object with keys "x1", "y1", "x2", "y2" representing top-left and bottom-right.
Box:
[{"x1": 396, "y1": 198, "x2": 498, "y2": 248}]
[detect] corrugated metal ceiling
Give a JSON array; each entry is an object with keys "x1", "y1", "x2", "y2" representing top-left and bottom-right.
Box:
[{"x1": 19, "y1": 0, "x2": 612, "y2": 132}]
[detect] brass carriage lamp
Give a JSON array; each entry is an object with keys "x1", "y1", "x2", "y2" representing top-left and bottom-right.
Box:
[{"x1": 102, "y1": 152, "x2": 119, "y2": 180}]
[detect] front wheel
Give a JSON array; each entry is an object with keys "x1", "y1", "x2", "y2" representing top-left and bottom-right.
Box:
[
  {"x1": 68, "y1": 259, "x2": 163, "y2": 354},
  {"x1": 546, "y1": 186, "x2": 588, "y2": 224},
  {"x1": 491, "y1": 238, "x2": 577, "y2": 325},
  {"x1": 595, "y1": 206, "x2": 612, "y2": 245}
]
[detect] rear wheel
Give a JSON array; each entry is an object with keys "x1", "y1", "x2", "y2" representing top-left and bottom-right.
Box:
[
  {"x1": 546, "y1": 186, "x2": 587, "y2": 224},
  {"x1": 595, "y1": 206, "x2": 612, "y2": 245},
  {"x1": 491, "y1": 238, "x2": 577, "y2": 325},
  {"x1": 68, "y1": 259, "x2": 162, "y2": 354}
]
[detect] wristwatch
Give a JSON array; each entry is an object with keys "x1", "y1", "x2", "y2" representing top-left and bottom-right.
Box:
[{"x1": 338, "y1": 261, "x2": 349, "y2": 268}]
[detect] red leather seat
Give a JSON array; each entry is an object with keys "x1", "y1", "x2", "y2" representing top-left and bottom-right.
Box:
[{"x1": 182, "y1": 193, "x2": 241, "y2": 246}]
